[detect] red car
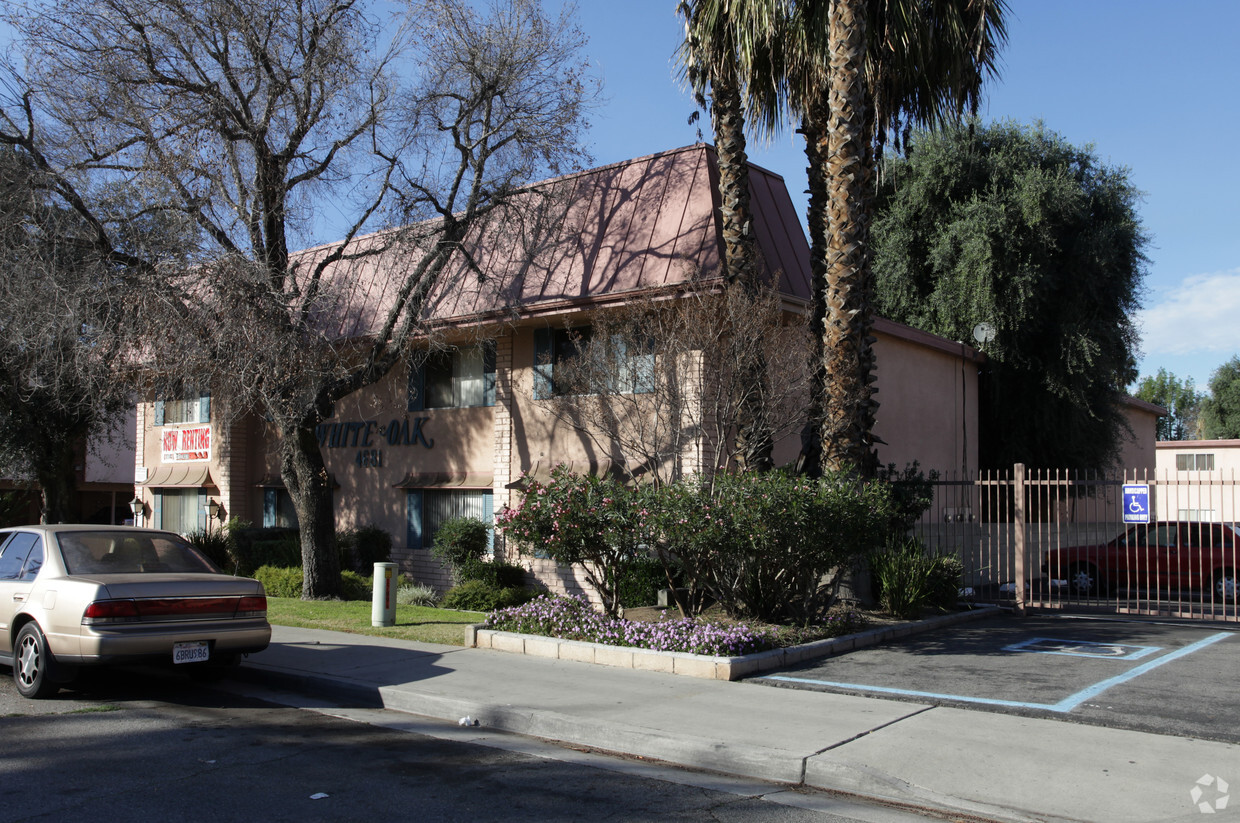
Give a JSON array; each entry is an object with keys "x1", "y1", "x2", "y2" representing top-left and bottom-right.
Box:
[{"x1": 1043, "y1": 521, "x2": 1238, "y2": 599}]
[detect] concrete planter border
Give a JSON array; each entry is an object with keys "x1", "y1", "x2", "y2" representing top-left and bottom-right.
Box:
[{"x1": 468, "y1": 605, "x2": 1002, "y2": 681}]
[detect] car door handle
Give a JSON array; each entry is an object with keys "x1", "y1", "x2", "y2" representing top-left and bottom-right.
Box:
[{"x1": 12, "y1": 594, "x2": 25, "y2": 602}]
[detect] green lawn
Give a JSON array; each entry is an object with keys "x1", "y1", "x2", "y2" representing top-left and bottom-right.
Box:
[{"x1": 266, "y1": 598, "x2": 485, "y2": 646}]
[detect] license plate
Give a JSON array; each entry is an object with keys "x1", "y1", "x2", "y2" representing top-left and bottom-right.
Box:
[{"x1": 173, "y1": 641, "x2": 210, "y2": 664}]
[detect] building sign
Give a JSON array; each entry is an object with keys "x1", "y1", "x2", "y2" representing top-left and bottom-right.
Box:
[
  {"x1": 1123, "y1": 484, "x2": 1151, "y2": 524},
  {"x1": 316, "y1": 416, "x2": 434, "y2": 470},
  {"x1": 162, "y1": 426, "x2": 212, "y2": 463}
]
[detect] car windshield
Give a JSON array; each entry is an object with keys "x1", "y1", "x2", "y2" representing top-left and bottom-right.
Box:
[{"x1": 57, "y1": 531, "x2": 222, "y2": 575}]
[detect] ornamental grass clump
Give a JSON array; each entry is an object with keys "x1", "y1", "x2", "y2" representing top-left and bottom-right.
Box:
[{"x1": 483, "y1": 594, "x2": 781, "y2": 657}]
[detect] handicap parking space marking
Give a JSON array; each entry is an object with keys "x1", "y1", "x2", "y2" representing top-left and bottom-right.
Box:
[
  {"x1": 1002, "y1": 636, "x2": 1162, "y2": 660},
  {"x1": 762, "y1": 631, "x2": 1233, "y2": 714}
]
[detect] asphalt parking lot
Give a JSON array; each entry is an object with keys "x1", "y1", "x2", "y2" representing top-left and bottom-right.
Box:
[{"x1": 754, "y1": 613, "x2": 1240, "y2": 744}]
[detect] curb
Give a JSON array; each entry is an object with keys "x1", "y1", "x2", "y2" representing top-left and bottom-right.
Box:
[{"x1": 470, "y1": 605, "x2": 1003, "y2": 680}]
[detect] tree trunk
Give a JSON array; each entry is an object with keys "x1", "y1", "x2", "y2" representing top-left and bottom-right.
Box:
[
  {"x1": 710, "y1": 49, "x2": 773, "y2": 473},
  {"x1": 815, "y1": 0, "x2": 878, "y2": 478},
  {"x1": 279, "y1": 417, "x2": 341, "y2": 600},
  {"x1": 34, "y1": 435, "x2": 80, "y2": 524}
]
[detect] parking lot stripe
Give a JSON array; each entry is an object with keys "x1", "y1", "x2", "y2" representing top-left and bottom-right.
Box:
[
  {"x1": 1049, "y1": 631, "x2": 1232, "y2": 712},
  {"x1": 763, "y1": 631, "x2": 1233, "y2": 714}
]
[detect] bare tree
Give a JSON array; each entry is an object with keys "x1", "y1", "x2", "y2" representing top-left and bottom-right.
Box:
[
  {"x1": 0, "y1": 146, "x2": 146, "y2": 523},
  {"x1": 540, "y1": 279, "x2": 812, "y2": 488},
  {"x1": 1, "y1": 0, "x2": 595, "y2": 596}
]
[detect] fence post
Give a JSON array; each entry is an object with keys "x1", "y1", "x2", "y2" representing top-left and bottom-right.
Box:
[{"x1": 1013, "y1": 462, "x2": 1027, "y2": 616}]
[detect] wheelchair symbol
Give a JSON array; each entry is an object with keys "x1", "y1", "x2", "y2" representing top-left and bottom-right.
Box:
[{"x1": 1129, "y1": 497, "x2": 1146, "y2": 514}]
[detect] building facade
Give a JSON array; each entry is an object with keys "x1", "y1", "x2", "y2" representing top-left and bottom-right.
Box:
[{"x1": 131, "y1": 145, "x2": 982, "y2": 592}]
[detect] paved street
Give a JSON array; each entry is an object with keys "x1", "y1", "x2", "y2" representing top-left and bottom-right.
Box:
[{"x1": 0, "y1": 668, "x2": 934, "y2": 823}]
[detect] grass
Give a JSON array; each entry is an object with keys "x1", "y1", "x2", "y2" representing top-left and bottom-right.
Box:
[{"x1": 266, "y1": 597, "x2": 485, "y2": 646}]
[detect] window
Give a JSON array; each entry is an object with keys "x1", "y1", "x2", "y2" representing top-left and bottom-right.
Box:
[
  {"x1": 533, "y1": 327, "x2": 654, "y2": 399},
  {"x1": 1175, "y1": 453, "x2": 1216, "y2": 471},
  {"x1": 155, "y1": 488, "x2": 207, "y2": 534},
  {"x1": 1178, "y1": 508, "x2": 1217, "y2": 522},
  {"x1": 263, "y1": 489, "x2": 300, "y2": 529},
  {"x1": 154, "y1": 394, "x2": 211, "y2": 426},
  {"x1": 0, "y1": 532, "x2": 42, "y2": 581},
  {"x1": 409, "y1": 343, "x2": 496, "y2": 410},
  {"x1": 406, "y1": 489, "x2": 493, "y2": 553}
]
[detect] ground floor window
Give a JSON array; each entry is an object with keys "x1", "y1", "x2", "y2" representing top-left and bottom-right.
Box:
[
  {"x1": 406, "y1": 489, "x2": 493, "y2": 553},
  {"x1": 155, "y1": 488, "x2": 206, "y2": 534},
  {"x1": 263, "y1": 488, "x2": 301, "y2": 529}
]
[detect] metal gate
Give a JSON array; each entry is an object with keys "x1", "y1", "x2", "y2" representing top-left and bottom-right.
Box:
[{"x1": 914, "y1": 465, "x2": 1239, "y2": 623}]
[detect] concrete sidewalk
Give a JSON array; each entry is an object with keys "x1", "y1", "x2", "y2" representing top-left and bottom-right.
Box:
[{"x1": 235, "y1": 626, "x2": 1237, "y2": 823}]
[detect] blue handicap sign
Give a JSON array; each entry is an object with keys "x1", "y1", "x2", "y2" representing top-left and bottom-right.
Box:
[{"x1": 1123, "y1": 484, "x2": 1150, "y2": 523}]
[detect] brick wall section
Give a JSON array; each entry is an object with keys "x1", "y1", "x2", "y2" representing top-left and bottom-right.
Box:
[
  {"x1": 215, "y1": 418, "x2": 249, "y2": 524},
  {"x1": 492, "y1": 331, "x2": 515, "y2": 562}
]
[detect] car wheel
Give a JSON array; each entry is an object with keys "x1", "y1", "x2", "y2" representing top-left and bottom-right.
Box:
[
  {"x1": 14, "y1": 623, "x2": 59, "y2": 699},
  {"x1": 1215, "y1": 568, "x2": 1237, "y2": 602},
  {"x1": 1068, "y1": 563, "x2": 1100, "y2": 597}
]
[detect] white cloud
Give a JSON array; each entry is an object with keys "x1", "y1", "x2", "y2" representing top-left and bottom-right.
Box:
[{"x1": 1136, "y1": 268, "x2": 1240, "y2": 357}]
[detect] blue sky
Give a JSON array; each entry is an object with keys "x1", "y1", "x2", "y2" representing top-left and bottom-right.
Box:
[{"x1": 571, "y1": 0, "x2": 1240, "y2": 392}]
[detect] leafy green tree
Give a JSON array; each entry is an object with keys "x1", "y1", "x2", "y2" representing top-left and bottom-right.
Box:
[
  {"x1": 1200, "y1": 357, "x2": 1240, "y2": 439},
  {"x1": 1133, "y1": 368, "x2": 1203, "y2": 441},
  {"x1": 872, "y1": 121, "x2": 1147, "y2": 471}
]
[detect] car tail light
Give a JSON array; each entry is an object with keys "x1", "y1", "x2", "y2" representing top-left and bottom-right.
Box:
[
  {"x1": 83, "y1": 599, "x2": 140, "y2": 624},
  {"x1": 237, "y1": 596, "x2": 267, "y2": 617}
]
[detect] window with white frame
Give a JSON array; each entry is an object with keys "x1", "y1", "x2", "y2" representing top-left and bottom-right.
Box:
[
  {"x1": 154, "y1": 393, "x2": 211, "y2": 426},
  {"x1": 409, "y1": 343, "x2": 496, "y2": 410},
  {"x1": 1175, "y1": 453, "x2": 1216, "y2": 471},
  {"x1": 532, "y1": 326, "x2": 654, "y2": 399},
  {"x1": 406, "y1": 489, "x2": 494, "y2": 553}
]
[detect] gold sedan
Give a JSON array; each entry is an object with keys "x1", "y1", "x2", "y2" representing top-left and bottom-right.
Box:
[{"x1": 0, "y1": 525, "x2": 270, "y2": 698}]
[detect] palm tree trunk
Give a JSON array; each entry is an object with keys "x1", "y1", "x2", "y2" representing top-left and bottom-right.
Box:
[{"x1": 815, "y1": 0, "x2": 878, "y2": 477}]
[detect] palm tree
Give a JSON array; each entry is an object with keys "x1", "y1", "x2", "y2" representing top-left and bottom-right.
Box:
[
  {"x1": 677, "y1": 0, "x2": 781, "y2": 471},
  {"x1": 785, "y1": 0, "x2": 1008, "y2": 476},
  {"x1": 678, "y1": 0, "x2": 1007, "y2": 477}
]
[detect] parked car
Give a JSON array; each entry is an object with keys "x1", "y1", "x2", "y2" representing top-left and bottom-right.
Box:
[
  {"x1": 1043, "y1": 521, "x2": 1238, "y2": 599},
  {"x1": 0, "y1": 525, "x2": 270, "y2": 698}
]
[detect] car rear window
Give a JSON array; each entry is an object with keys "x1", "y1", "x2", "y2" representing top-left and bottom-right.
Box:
[{"x1": 58, "y1": 532, "x2": 222, "y2": 575}]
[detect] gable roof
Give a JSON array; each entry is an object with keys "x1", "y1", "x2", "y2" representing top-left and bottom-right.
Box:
[{"x1": 301, "y1": 144, "x2": 812, "y2": 340}]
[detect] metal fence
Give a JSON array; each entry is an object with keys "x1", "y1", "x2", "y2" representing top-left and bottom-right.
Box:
[{"x1": 914, "y1": 465, "x2": 1239, "y2": 623}]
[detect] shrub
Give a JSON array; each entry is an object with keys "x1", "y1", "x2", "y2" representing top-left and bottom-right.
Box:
[
  {"x1": 231, "y1": 527, "x2": 300, "y2": 576},
  {"x1": 187, "y1": 528, "x2": 233, "y2": 572},
  {"x1": 649, "y1": 471, "x2": 895, "y2": 625},
  {"x1": 612, "y1": 557, "x2": 665, "y2": 608},
  {"x1": 441, "y1": 579, "x2": 536, "y2": 611},
  {"x1": 254, "y1": 565, "x2": 303, "y2": 598},
  {"x1": 871, "y1": 539, "x2": 963, "y2": 619},
  {"x1": 341, "y1": 570, "x2": 372, "y2": 601},
  {"x1": 429, "y1": 516, "x2": 491, "y2": 578},
  {"x1": 254, "y1": 566, "x2": 378, "y2": 601},
  {"x1": 497, "y1": 466, "x2": 649, "y2": 617},
  {"x1": 337, "y1": 525, "x2": 393, "y2": 573},
  {"x1": 397, "y1": 583, "x2": 439, "y2": 607},
  {"x1": 458, "y1": 557, "x2": 527, "y2": 589}
]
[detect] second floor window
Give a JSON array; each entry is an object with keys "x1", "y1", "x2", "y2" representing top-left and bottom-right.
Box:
[{"x1": 409, "y1": 343, "x2": 497, "y2": 411}]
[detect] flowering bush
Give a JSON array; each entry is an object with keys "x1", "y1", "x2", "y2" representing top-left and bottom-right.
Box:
[
  {"x1": 484, "y1": 595, "x2": 781, "y2": 656},
  {"x1": 497, "y1": 466, "x2": 651, "y2": 617},
  {"x1": 648, "y1": 471, "x2": 895, "y2": 624}
]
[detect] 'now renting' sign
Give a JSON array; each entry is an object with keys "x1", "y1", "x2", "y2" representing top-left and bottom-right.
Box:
[{"x1": 162, "y1": 426, "x2": 211, "y2": 463}]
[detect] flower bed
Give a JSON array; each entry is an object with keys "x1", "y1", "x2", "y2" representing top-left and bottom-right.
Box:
[
  {"x1": 475, "y1": 595, "x2": 1002, "y2": 681},
  {"x1": 482, "y1": 594, "x2": 863, "y2": 656}
]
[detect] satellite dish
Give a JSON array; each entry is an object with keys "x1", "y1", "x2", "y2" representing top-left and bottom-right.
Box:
[{"x1": 972, "y1": 322, "x2": 996, "y2": 347}]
